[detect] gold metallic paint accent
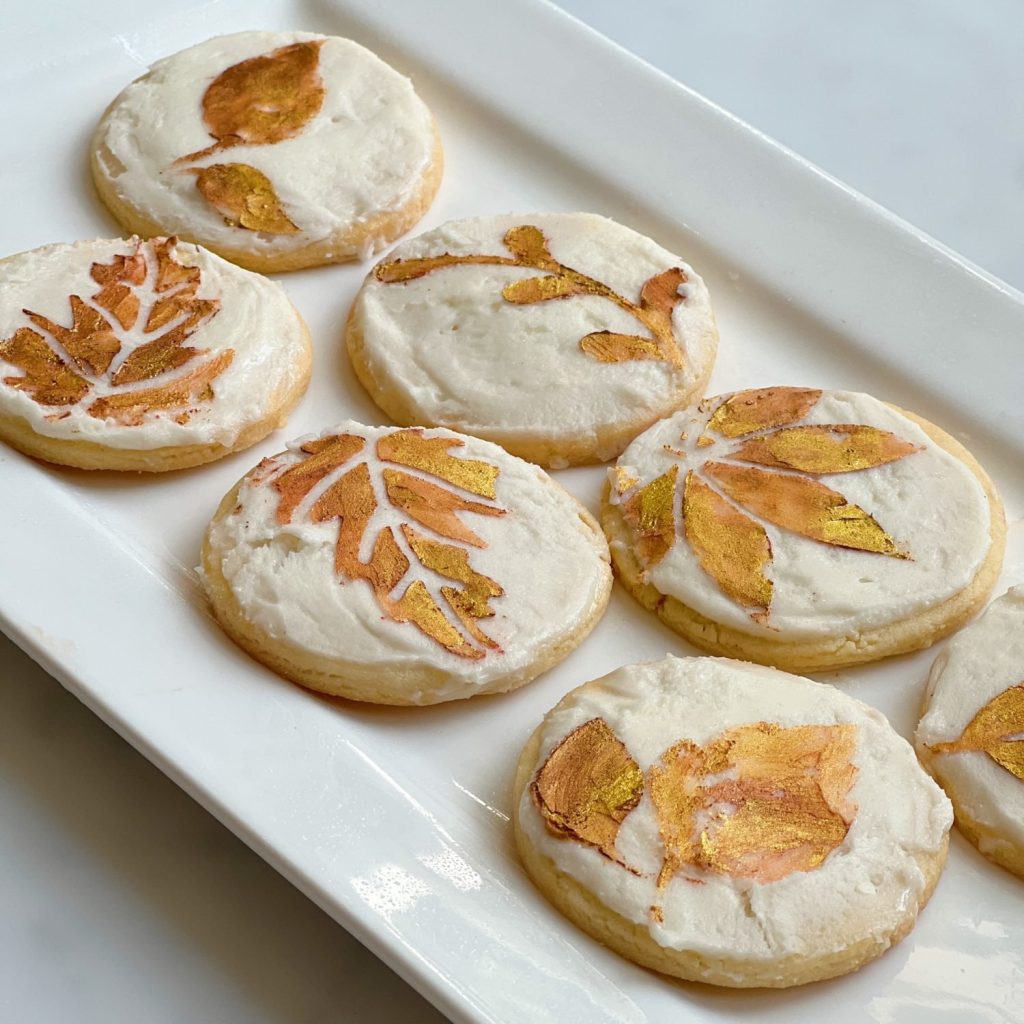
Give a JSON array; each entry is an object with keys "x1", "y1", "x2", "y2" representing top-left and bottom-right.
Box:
[
  {"x1": 706, "y1": 387, "x2": 822, "y2": 439},
  {"x1": 377, "y1": 429, "x2": 499, "y2": 499},
  {"x1": 611, "y1": 467, "x2": 639, "y2": 495},
  {"x1": 193, "y1": 163, "x2": 300, "y2": 234},
  {"x1": 151, "y1": 237, "x2": 201, "y2": 293},
  {"x1": 0, "y1": 327, "x2": 90, "y2": 406},
  {"x1": 531, "y1": 718, "x2": 644, "y2": 863},
  {"x1": 383, "y1": 468, "x2": 504, "y2": 546},
  {"x1": 25, "y1": 297, "x2": 120, "y2": 376},
  {"x1": 622, "y1": 465, "x2": 678, "y2": 567},
  {"x1": 731, "y1": 424, "x2": 921, "y2": 474},
  {"x1": 271, "y1": 433, "x2": 366, "y2": 524},
  {"x1": 683, "y1": 470, "x2": 772, "y2": 623},
  {"x1": 931, "y1": 683, "x2": 1024, "y2": 781}
]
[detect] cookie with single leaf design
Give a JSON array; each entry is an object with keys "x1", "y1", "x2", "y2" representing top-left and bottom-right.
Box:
[
  {"x1": 602, "y1": 387, "x2": 1005, "y2": 671},
  {"x1": 346, "y1": 213, "x2": 718, "y2": 467},
  {"x1": 917, "y1": 586, "x2": 1024, "y2": 879},
  {"x1": 91, "y1": 31, "x2": 442, "y2": 273},
  {"x1": 0, "y1": 236, "x2": 310, "y2": 471},
  {"x1": 513, "y1": 655, "x2": 952, "y2": 987},
  {"x1": 201, "y1": 421, "x2": 611, "y2": 704}
]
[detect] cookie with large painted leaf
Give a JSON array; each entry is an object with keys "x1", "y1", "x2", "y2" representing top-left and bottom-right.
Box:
[
  {"x1": 602, "y1": 387, "x2": 1005, "y2": 671},
  {"x1": 0, "y1": 236, "x2": 310, "y2": 471},
  {"x1": 201, "y1": 421, "x2": 611, "y2": 704},
  {"x1": 346, "y1": 213, "x2": 718, "y2": 467},
  {"x1": 513, "y1": 655, "x2": 952, "y2": 987},
  {"x1": 92, "y1": 31, "x2": 442, "y2": 273},
  {"x1": 917, "y1": 586, "x2": 1024, "y2": 879}
]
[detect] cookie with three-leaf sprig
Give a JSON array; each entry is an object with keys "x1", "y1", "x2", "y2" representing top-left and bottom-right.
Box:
[{"x1": 602, "y1": 387, "x2": 1005, "y2": 671}]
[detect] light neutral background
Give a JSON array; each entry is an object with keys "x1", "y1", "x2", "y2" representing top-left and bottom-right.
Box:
[{"x1": 2, "y1": 2, "x2": 1021, "y2": 1021}]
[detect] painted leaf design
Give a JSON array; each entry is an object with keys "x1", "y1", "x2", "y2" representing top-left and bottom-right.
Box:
[
  {"x1": 531, "y1": 718, "x2": 644, "y2": 863},
  {"x1": 374, "y1": 225, "x2": 687, "y2": 368},
  {"x1": 269, "y1": 428, "x2": 507, "y2": 659},
  {"x1": 193, "y1": 163, "x2": 299, "y2": 234},
  {"x1": 649, "y1": 723, "x2": 857, "y2": 887},
  {"x1": 0, "y1": 238, "x2": 230, "y2": 426},
  {"x1": 705, "y1": 387, "x2": 822, "y2": 439},
  {"x1": 931, "y1": 683, "x2": 1024, "y2": 780},
  {"x1": 621, "y1": 465, "x2": 678, "y2": 566},
  {"x1": 731, "y1": 424, "x2": 920, "y2": 474}
]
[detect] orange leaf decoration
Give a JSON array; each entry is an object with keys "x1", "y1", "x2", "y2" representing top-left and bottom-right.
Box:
[
  {"x1": 531, "y1": 717, "x2": 644, "y2": 864},
  {"x1": 649, "y1": 723, "x2": 857, "y2": 887},
  {"x1": 269, "y1": 428, "x2": 507, "y2": 659},
  {"x1": 930, "y1": 683, "x2": 1024, "y2": 780},
  {"x1": 375, "y1": 226, "x2": 688, "y2": 369},
  {"x1": 193, "y1": 164, "x2": 299, "y2": 235},
  {"x1": 0, "y1": 238, "x2": 230, "y2": 426}
]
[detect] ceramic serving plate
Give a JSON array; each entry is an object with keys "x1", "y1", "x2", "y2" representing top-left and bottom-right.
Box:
[{"x1": 1, "y1": 1, "x2": 1022, "y2": 1021}]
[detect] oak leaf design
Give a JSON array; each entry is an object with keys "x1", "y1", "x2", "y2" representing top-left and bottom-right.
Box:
[
  {"x1": 617, "y1": 387, "x2": 921, "y2": 623},
  {"x1": 374, "y1": 225, "x2": 688, "y2": 368},
  {"x1": 269, "y1": 428, "x2": 508, "y2": 659},
  {"x1": 0, "y1": 238, "x2": 230, "y2": 426},
  {"x1": 930, "y1": 683, "x2": 1024, "y2": 780}
]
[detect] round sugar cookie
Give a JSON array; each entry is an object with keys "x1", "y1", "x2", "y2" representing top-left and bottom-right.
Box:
[
  {"x1": 916, "y1": 586, "x2": 1024, "y2": 879},
  {"x1": 346, "y1": 213, "x2": 718, "y2": 467},
  {"x1": 602, "y1": 387, "x2": 1005, "y2": 672},
  {"x1": 513, "y1": 655, "x2": 952, "y2": 988},
  {"x1": 92, "y1": 31, "x2": 443, "y2": 273},
  {"x1": 0, "y1": 236, "x2": 310, "y2": 471},
  {"x1": 201, "y1": 421, "x2": 612, "y2": 704}
]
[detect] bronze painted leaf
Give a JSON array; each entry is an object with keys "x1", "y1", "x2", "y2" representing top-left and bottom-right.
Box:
[
  {"x1": 706, "y1": 387, "x2": 823, "y2": 439},
  {"x1": 621, "y1": 465, "x2": 678, "y2": 567},
  {"x1": 931, "y1": 684, "x2": 1024, "y2": 780},
  {"x1": 269, "y1": 428, "x2": 508, "y2": 659},
  {"x1": 501, "y1": 276, "x2": 584, "y2": 304},
  {"x1": 194, "y1": 163, "x2": 300, "y2": 234},
  {"x1": 531, "y1": 718, "x2": 644, "y2": 862},
  {"x1": 649, "y1": 722, "x2": 857, "y2": 887},
  {"x1": 683, "y1": 470, "x2": 772, "y2": 622},
  {"x1": 703, "y1": 461, "x2": 906, "y2": 557},
  {"x1": 24, "y1": 297, "x2": 120, "y2": 376},
  {"x1": 0, "y1": 327, "x2": 90, "y2": 406},
  {"x1": 731, "y1": 424, "x2": 920, "y2": 474},
  {"x1": 639, "y1": 267, "x2": 686, "y2": 321}
]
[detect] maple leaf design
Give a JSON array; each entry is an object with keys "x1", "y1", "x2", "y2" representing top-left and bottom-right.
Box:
[
  {"x1": 375, "y1": 224, "x2": 688, "y2": 368},
  {"x1": 616, "y1": 387, "x2": 922, "y2": 623},
  {"x1": 0, "y1": 237, "x2": 231, "y2": 426},
  {"x1": 268, "y1": 427, "x2": 508, "y2": 658},
  {"x1": 177, "y1": 41, "x2": 325, "y2": 234},
  {"x1": 930, "y1": 683, "x2": 1024, "y2": 781}
]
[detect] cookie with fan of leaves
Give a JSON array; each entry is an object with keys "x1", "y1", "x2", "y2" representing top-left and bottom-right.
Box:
[
  {"x1": 513, "y1": 655, "x2": 952, "y2": 987},
  {"x1": 201, "y1": 421, "x2": 612, "y2": 704},
  {"x1": 916, "y1": 586, "x2": 1024, "y2": 879},
  {"x1": 0, "y1": 236, "x2": 310, "y2": 471},
  {"x1": 91, "y1": 31, "x2": 442, "y2": 273},
  {"x1": 602, "y1": 387, "x2": 1005, "y2": 672},
  {"x1": 346, "y1": 213, "x2": 718, "y2": 467}
]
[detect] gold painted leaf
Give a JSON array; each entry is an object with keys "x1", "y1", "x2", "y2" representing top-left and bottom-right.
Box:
[
  {"x1": 0, "y1": 327, "x2": 90, "y2": 406},
  {"x1": 501, "y1": 276, "x2": 584, "y2": 303},
  {"x1": 683, "y1": 471, "x2": 772, "y2": 622},
  {"x1": 931, "y1": 683, "x2": 1024, "y2": 780},
  {"x1": 639, "y1": 267, "x2": 686, "y2": 321},
  {"x1": 531, "y1": 718, "x2": 644, "y2": 862},
  {"x1": 25, "y1": 297, "x2": 120, "y2": 376},
  {"x1": 580, "y1": 331, "x2": 668, "y2": 364},
  {"x1": 503, "y1": 224, "x2": 551, "y2": 261},
  {"x1": 706, "y1": 387, "x2": 823, "y2": 439},
  {"x1": 703, "y1": 461, "x2": 907, "y2": 557},
  {"x1": 731, "y1": 424, "x2": 921, "y2": 474},
  {"x1": 269, "y1": 428, "x2": 508, "y2": 659},
  {"x1": 193, "y1": 163, "x2": 299, "y2": 234},
  {"x1": 649, "y1": 723, "x2": 857, "y2": 887},
  {"x1": 621, "y1": 465, "x2": 678, "y2": 567}
]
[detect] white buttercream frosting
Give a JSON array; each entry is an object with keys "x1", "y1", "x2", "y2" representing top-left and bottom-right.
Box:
[
  {"x1": 0, "y1": 237, "x2": 307, "y2": 449},
  {"x1": 609, "y1": 389, "x2": 992, "y2": 637},
  {"x1": 350, "y1": 213, "x2": 717, "y2": 457},
  {"x1": 205, "y1": 421, "x2": 610, "y2": 700},
  {"x1": 93, "y1": 31, "x2": 436, "y2": 256},
  {"x1": 519, "y1": 656, "x2": 951, "y2": 968},
  {"x1": 917, "y1": 586, "x2": 1024, "y2": 860}
]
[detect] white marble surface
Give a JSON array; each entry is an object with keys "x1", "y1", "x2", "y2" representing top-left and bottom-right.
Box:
[{"x1": 1, "y1": 3, "x2": 1021, "y2": 1022}]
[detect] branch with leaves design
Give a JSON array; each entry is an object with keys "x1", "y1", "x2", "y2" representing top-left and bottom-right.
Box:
[{"x1": 375, "y1": 225, "x2": 688, "y2": 369}]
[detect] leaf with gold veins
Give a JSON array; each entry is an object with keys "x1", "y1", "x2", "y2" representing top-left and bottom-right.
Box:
[
  {"x1": 531, "y1": 718, "x2": 644, "y2": 863},
  {"x1": 706, "y1": 387, "x2": 823, "y2": 439},
  {"x1": 703, "y1": 461, "x2": 907, "y2": 557},
  {"x1": 194, "y1": 163, "x2": 300, "y2": 234},
  {"x1": 683, "y1": 470, "x2": 772, "y2": 622},
  {"x1": 731, "y1": 424, "x2": 921, "y2": 474},
  {"x1": 621, "y1": 465, "x2": 678, "y2": 567},
  {"x1": 931, "y1": 683, "x2": 1024, "y2": 780},
  {"x1": 649, "y1": 722, "x2": 857, "y2": 887}
]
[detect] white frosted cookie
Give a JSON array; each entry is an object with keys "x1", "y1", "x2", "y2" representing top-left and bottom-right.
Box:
[
  {"x1": 514, "y1": 655, "x2": 952, "y2": 987},
  {"x1": 602, "y1": 387, "x2": 1005, "y2": 671},
  {"x1": 92, "y1": 31, "x2": 442, "y2": 273},
  {"x1": 346, "y1": 213, "x2": 718, "y2": 467},
  {"x1": 0, "y1": 236, "x2": 310, "y2": 471},
  {"x1": 917, "y1": 586, "x2": 1024, "y2": 879},
  {"x1": 201, "y1": 421, "x2": 612, "y2": 704}
]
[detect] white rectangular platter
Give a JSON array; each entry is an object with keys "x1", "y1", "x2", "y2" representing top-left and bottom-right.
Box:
[{"x1": 2, "y1": 1, "x2": 1023, "y2": 1021}]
